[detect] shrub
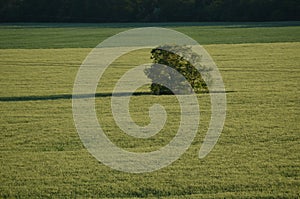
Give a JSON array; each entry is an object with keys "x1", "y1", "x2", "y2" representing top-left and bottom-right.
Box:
[{"x1": 144, "y1": 45, "x2": 211, "y2": 95}]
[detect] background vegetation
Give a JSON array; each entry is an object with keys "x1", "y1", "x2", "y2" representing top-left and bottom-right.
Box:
[
  {"x1": 0, "y1": 22, "x2": 299, "y2": 198},
  {"x1": 0, "y1": 0, "x2": 299, "y2": 23}
]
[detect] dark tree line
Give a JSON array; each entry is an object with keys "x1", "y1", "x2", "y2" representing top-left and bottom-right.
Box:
[{"x1": 0, "y1": 0, "x2": 299, "y2": 22}]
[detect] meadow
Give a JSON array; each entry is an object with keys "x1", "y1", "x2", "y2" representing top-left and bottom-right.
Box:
[{"x1": 0, "y1": 22, "x2": 299, "y2": 198}]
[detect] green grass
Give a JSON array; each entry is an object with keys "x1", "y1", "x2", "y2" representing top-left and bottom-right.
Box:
[
  {"x1": 0, "y1": 21, "x2": 300, "y2": 48},
  {"x1": 0, "y1": 23, "x2": 300, "y2": 198}
]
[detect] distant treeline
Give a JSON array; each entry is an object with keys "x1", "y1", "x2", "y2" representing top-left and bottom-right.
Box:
[{"x1": 1, "y1": 0, "x2": 299, "y2": 22}]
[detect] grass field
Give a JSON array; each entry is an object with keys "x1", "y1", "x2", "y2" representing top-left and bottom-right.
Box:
[{"x1": 0, "y1": 22, "x2": 300, "y2": 198}]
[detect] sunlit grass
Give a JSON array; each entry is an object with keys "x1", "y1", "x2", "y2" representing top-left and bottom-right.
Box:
[{"x1": 0, "y1": 25, "x2": 299, "y2": 198}]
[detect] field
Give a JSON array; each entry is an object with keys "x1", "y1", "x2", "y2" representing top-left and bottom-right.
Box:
[{"x1": 0, "y1": 22, "x2": 299, "y2": 198}]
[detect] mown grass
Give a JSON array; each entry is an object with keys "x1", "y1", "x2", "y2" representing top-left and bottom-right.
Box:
[{"x1": 0, "y1": 23, "x2": 299, "y2": 198}]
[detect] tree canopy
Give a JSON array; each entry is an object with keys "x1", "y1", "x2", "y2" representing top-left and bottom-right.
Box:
[
  {"x1": 145, "y1": 45, "x2": 211, "y2": 95},
  {"x1": 1, "y1": 0, "x2": 299, "y2": 22}
]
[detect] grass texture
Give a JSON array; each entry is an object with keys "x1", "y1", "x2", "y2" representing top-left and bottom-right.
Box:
[{"x1": 0, "y1": 22, "x2": 299, "y2": 198}]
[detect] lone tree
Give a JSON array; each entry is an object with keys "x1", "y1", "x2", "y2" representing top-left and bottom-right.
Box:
[{"x1": 144, "y1": 45, "x2": 211, "y2": 95}]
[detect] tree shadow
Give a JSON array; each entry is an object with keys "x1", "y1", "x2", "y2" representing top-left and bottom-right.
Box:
[
  {"x1": 0, "y1": 91, "x2": 235, "y2": 102},
  {"x1": 0, "y1": 92, "x2": 150, "y2": 102}
]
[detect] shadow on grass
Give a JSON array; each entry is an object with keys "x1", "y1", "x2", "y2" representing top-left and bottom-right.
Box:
[
  {"x1": 0, "y1": 91, "x2": 235, "y2": 102},
  {"x1": 1, "y1": 21, "x2": 299, "y2": 28}
]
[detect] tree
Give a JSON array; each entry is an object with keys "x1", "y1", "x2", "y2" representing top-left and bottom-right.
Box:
[
  {"x1": 0, "y1": 0, "x2": 299, "y2": 22},
  {"x1": 145, "y1": 45, "x2": 211, "y2": 95}
]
